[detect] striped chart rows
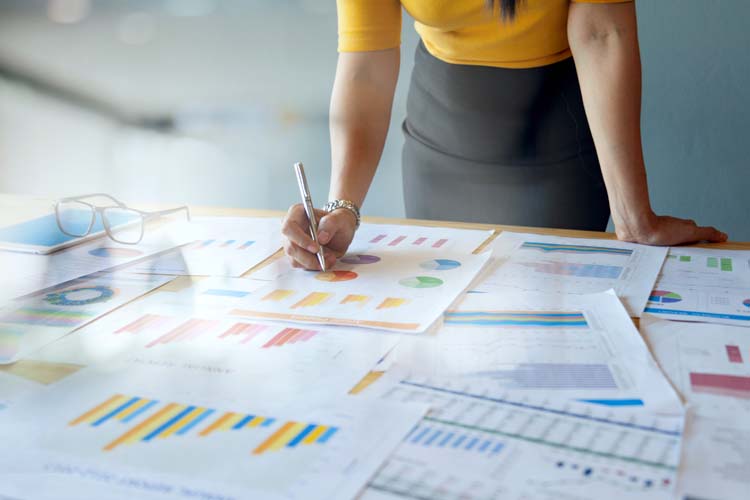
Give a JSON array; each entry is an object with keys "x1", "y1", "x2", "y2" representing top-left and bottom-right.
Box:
[
  {"x1": 69, "y1": 394, "x2": 338, "y2": 454},
  {"x1": 114, "y1": 314, "x2": 319, "y2": 348}
]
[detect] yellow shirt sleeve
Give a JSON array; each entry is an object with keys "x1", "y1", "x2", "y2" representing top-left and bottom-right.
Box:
[{"x1": 336, "y1": 0, "x2": 402, "y2": 52}]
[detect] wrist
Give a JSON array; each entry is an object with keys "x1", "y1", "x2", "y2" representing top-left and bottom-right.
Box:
[
  {"x1": 612, "y1": 206, "x2": 657, "y2": 242},
  {"x1": 324, "y1": 199, "x2": 361, "y2": 230}
]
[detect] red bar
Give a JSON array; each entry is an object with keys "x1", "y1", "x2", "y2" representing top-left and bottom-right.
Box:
[
  {"x1": 298, "y1": 330, "x2": 316, "y2": 341},
  {"x1": 262, "y1": 328, "x2": 296, "y2": 348},
  {"x1": 219, "y1": 323, "x2": 248, "y2": 339},
  {"x1": 370, "y1": 234, "x2": 386, "y2": 243},
  {"x1": 690, "y1": 372, "x2": 750, "y2": 399},
  {"x1": 412, "y1": 237, "x2": 427, "y2": 246},
  {"x1": 115, "y1": 314, "x2": 164, "y2": 334},
  {"x1": 726, "y1": 345, "x2": 743, "y2": 363},
  {"x1": 388, "y1": 236, "x2": 406, "y2": 246},
  {"x1": 185, "y1": 319, "x2": 217, "y2": 340},
  {"x1": 432, "y1": 238, "x2": 448, "y2": 248}
]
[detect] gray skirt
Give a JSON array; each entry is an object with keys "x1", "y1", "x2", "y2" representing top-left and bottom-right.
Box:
[{"x1": 402, "y1": 41, "x2": 610, "y2": 231}]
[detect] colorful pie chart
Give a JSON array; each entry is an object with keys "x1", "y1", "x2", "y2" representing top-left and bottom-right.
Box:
[
  {"x1": 89, "y1": 247, "x2": 144, "y2": 258},
  {"x1": 315, "y1": 270, "x2": 358, "y2": 282},
  {"x1": 44, "y1": 286, "x2": 116, "y2": 306},
  {"x1": 420, "y1": 259, "x2": 461, "y2": 271},
  {"x1": 399, "y1": 276, "x2": 444, "y2": 289},
  {"x1": 339, "y1": 254, "x2": 381, "y2": 265},
  {"x1": 743, "y1": 299, "x2": 750, "y2": 308},
  {"x1": 649, "y1": 290, "x2": 682, "y2": 304}
]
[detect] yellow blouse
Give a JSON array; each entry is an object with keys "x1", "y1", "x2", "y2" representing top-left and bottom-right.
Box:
[{"x1": 337, "y1": 0, "x2": 633, "y2": 68}]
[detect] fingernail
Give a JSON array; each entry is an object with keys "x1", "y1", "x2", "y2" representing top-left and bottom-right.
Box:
[
  {"x1": 318, "y1": 231, "x2": 330, "y2": 244},
  {"x1": 307, "y1": 244, "x2": 318, "y2": 253}
]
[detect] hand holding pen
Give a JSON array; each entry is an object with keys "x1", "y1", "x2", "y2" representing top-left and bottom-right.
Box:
[{"x1": 282, "y1": 163, "x2": 358, "y2": 271}]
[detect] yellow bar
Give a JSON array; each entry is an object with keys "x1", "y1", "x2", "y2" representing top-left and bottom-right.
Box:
[
  {"x1": 252, "y1": 421, "x2": 296, "y2": 455},
  {"x1": 218, "y1": 412, "x2": 244, "y2": 431},
  {"x1": 349, "y1": 371, "x2": 384, "y2": 395},
  {"x1": 301, "y1": 425, "x2": 328, "y2": 445},
  {"x1": 376, "y1": 298, "x2": 408, "y2": 310},
  {"x1": 103, "y1": 403, "x2": 180, "y2": 451},
  {"x1": 262, "y1": 289, "x2": 294, "y2": 302},
  {"x1": 246, "y1": 416, "x2": 265, "y2": 428},
  {"x1": 117, "y1": 398, "x2": 151, "y2": 421},
  {"x1": 159, "y1": 406, "x2": 205, "y2": 439},
  {"x1": 69, "y1": 394, "x2": 127, "y2": 426},
  {"x1": 291, "y1": 292, "x2": 331, "y2": 309},
  {"x1": 199, "y1": 412, "x2": 235, "y2": 437},
  {"x1": 123, "y1": 404, "x2": 185, "y2": 445},
  {"x1": 341, "y1": 294, "x2": 368, "y2": 305},
  {"x1": 269, "y1": 422, "x2": 306, "y2": 451}
]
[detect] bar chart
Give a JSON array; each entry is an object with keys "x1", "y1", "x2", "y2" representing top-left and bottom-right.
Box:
[
  {"x1": 443, "y1": 310, "x2": 588, "y2": 328},
  {"x1": 521, "y1": 262, "x2": 624, "y2": 280},
  {"x1": 68, "y1": 393, "x2": 337, "y2": 454},
  {"x1": 521, "y1": 241, "x2": 633, "y2": 256}
]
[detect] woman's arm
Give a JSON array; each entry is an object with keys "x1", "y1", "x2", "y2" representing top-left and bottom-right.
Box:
[
  {"x1": 282, "y1": 49, "x2": 400, "y2": 269},
  {"x1": 568, "y1": 2, "x2": 726, "y2": 245}
]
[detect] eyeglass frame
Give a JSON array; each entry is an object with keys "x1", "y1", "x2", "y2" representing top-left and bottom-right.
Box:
[{"x1": 54, "y1": 193, "x2": 191, "y2": 245}]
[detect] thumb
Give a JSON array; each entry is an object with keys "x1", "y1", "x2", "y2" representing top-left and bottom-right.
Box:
[
  {"x1": 317, "y1": 213, "x2": 342, "y2": 245},
  {"x1": 694, "y1": 225, "x2": 728, "y2": 243}
]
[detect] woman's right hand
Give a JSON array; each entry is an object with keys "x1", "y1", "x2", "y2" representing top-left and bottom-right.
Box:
[{"x1": 281, "y1": 204, "x2": 357, "y2": 270}]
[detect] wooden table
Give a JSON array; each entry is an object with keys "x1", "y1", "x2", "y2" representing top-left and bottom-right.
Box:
[{"x1": 2, "y1": 193, "x2": 749, "y2": 389}]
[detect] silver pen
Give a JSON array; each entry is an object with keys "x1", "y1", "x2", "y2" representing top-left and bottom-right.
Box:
[{"x1": 294, "y1": 162, "x2": 327, "y2": 271}]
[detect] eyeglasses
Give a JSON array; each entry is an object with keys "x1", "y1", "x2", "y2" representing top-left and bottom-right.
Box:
[{"x1": 54, "y1": 193, "x2": 190, "y2": 245}]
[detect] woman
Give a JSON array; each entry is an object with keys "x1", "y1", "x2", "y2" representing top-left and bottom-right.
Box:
[{"x1": 282, "y1": 0, "x2": 726, "y2": 270}]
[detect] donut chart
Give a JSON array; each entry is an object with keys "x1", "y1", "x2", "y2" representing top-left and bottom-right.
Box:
[
  {"x1": 44, "y1": 286, "x2": 116, "y2": 306},
  {"x1": 743, "y1": 299, "x2": 750, "y2": 308},
  {"x1": 420, "y1": 259, "x2": 461, "y2": 271},
  {"x1": 339, "y1": 254, "x2": 380, "y2": 265},
  {"x1": 399, "y1": 276, "x2": 444, "y2": 289},
  {"x1": 315, "y1": 270, "x2": 359, "y2": 282},
  {"x1": 89, "y1": 247, "x2": 144, "y2": 258},
  {"x1": 648, "y1": 290, "x2": 682, "y2": 304}
]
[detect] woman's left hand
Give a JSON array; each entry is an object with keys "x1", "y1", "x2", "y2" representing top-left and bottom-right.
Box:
[{"x1": 616, "y1": 212, "x2": 728, "y2": 246}]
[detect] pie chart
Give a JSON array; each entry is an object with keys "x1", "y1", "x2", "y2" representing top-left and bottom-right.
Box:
[
  {"x1": 399, "y1": 276, "x2": 444, "y2": 288},
  {"x1": 89, "y1": 247, "x2": 143, "y2": 258},
  {"x1": 340, "y1": 254, "x2": 380, "y2": 265},
  {"x1": 315, "y1": 270, "x2": 358, "y2": 282},
  {"x1": 420, "y1": 259, "x2": 461, "y2": 271},
  {"x1": 743, "y1": 299, "x2": 750, "y2": 308},
  {"x1": 649, "y1": 290, "x2": 682, "y2": 304}
]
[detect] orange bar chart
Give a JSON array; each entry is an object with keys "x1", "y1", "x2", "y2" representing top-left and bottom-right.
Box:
[
  {"x1": 114, "y1": 314, "x2": 170, "y2": 334},
  {"x1": 262, "y1": 289, "x2": 295, "y2": 302},
  {"x1": 262, "y1": 328, "x2": 318, "y2": 348},
  {"x1": 145, "y1": 318, "x2": 219, "y2": 348},
  {"x1": 340, "y1": 294, "x2": 370, "y2": 306},
  {"x1": 291, "y1": 292, "x2": 331, "y2": 309},
  {"x1": 218, "y1": 322, "x2": 269, "y2": 344},
  {"x1": 377, "y1": 298, "x2": 409, "y2": 310}
]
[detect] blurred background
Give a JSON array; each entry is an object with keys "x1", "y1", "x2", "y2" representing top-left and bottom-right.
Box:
[{"x1": 0, "y1": 0, "x2": 747, "y2": 238}]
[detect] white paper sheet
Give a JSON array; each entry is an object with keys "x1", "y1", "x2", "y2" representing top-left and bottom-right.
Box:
[
  {"x1": 361, "y1": 371, "x2": 684, "y2": 500},
  {"x1": 640, "y1": 316, "x2": 750, "y2": 500},
  {"x1": 249, "y1": 222, "x2": 493, "y2": 281},
  {"x1": 475, "y1": 232, "x2": 667, "y2": 317},
  {"x1": 230, "y1": 251, "x2": 491, "y2": 333},
  {"x1": 132, "y1": 216, "x2": 282, "y2": 277},
  {"x1": 644, "y1": 247, "x2": 750, "y2": 327},
  {"x1": 388, "y1": 290, "x2": 683, "y2": 413},
  {"x1": 29, "y1": 277, "x2": 402, "y2": 404},
  {"x1": 0, "y1": 365, "x2": 427, "y2": 500},
  {"x1": 0, "y1": 272, "x2": 173, "y2": 364},
  {"x1": 0, "y1": 222, "x2": 192, "y2": 305}
]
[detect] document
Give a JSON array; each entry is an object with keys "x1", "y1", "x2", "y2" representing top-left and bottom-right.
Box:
[
  {"x1": 29, "y1": 277, "x2": 402, "y2": 404},
  {"x1": 0, "y1": 272, "x2": 173, "y2": 364},
  {"x1": 388, "y1": 290, "x2": 683, "y2": 413},
  {"x1": 641, "y1": 316, "x2": 750, "y2": 500},
  {"x1": 0, "y1": 365, "x2": 427, "y2": 500},
  {"x1": 249, "y1": 222, "x2": 493, "y2": 281},
  {"x1": 475, "y1": 232, "x2": 667, "y2": 316},
  {"x1": 132, "y1": 216, "x2": 282, "y2": 277},
  {"x1": 361, "y1": 371, "x2": 684, "y2": 500},
  {"x1": 644, "y1": 247, "x2": 750, "y2": 327},
  {"x1": 231, "y1": 251, "x2": 492, "y2": 333},
  {"x1": 0, "y1": 224, "x2": 190, "y2": 305}
]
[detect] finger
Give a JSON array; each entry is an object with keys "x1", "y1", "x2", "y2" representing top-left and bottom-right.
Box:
[
  {"x1": 284, "y1": 242, "x2": 321, "y2": 270},
  {"x1": 318, "y1": 210, "x2": 353, "y2": 245},
  {"x1": 282, "y1": 218, "x2": 319, "y2": 253},
  {"x1": 694, "y1": 225, "x2": 728, "y2": 243}
]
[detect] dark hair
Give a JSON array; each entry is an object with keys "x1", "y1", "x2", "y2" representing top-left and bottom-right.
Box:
[{"x1": 486, "y1": 0, "x2": 523, "y2": 21}]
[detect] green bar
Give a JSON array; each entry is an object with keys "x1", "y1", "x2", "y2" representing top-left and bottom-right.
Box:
[
  {"x1": 679, "y1": 255, "x2": 691, "y2": 262},
  {"x1": 721, "y1": 258, "x2": 733, "y2": 272},
  {"x1": 707, "y1": 257, "x2": 718, "y2": 268}
]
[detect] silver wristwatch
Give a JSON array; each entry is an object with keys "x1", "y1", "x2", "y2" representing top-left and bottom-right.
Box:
[{"x1": 324, "y1": 199, "x2": 361, "y2": 229}]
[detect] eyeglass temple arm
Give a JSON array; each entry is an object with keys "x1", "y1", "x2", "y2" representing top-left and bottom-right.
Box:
[
  {"x1": 142, "y1": 205, "x2": 191, "y2": 221},
  {"x1": 57, "y1": 193, "x2": 127, "y2": 207}
]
